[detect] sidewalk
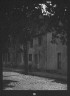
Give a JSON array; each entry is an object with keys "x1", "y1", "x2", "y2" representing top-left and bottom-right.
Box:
[
  {"x1": 3, "y1": 67, "x2": 67, "y2": 82},
  {"x1": 29, "y1": 71, "x2": 67, "y2": 82},
  {"x1": 3, "y1": 67, "x2": 24, "y2": 73}
]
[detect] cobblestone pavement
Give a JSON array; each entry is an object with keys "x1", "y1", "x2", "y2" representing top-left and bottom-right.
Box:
[{"x1": 3, "y1": 72, "x2": 67, "y2": 90}]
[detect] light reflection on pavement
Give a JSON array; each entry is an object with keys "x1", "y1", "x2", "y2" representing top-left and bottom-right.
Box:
[{"x1": 3, "y1": 72, "x2": 67, "y2": 90}]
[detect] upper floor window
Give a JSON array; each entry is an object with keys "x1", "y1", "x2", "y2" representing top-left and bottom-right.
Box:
[
  {"x1": 30, "y1": 39, "x2": 33, "y2": 48},
  {"x1": 38, "y1": 36, "x2": 42, "y2": 46}
]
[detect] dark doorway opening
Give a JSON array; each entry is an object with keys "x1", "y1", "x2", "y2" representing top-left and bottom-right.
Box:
[
  {"x1": 34, "y1": 54, "x2": 38, "y2": 69},
  {"x1": 57, "y1": 53, "x2": 61, "y2": 69}
]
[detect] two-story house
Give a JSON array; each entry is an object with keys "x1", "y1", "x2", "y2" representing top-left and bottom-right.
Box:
[{"x1": 28, "y1": 31, "x2": 67, "y2": 75}]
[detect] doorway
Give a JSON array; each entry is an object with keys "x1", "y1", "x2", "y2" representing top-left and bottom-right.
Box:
[
  {"x1": 57, "y1": 53, "x2": 61, "y2": 69},
  {"x1": 34, "y1": 54, "x2": 38, "y2": 68}
]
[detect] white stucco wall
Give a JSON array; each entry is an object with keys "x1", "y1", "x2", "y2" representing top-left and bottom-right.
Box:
[{"x1": 46, "y1": 32, "x2": 57, "y2": 70}]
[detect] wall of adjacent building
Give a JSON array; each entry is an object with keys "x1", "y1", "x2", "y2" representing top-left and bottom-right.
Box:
[
  {"x1": 46, "y1": 32, "x2": 57, "y2": 70},
  {"x1": 46, "y1": 32, "x2": 67, "y2": 75},
  {"x1": 3, "y1": 45, "x2": 24, "y2": 68}
]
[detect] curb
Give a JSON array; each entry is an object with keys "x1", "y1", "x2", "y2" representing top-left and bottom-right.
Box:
[
  {"x1": 3, "y1": 67, "x2": 67, "y2": 83},
  {"x1": 29, "y1": 72, "x2": 67, "y2": 83}
]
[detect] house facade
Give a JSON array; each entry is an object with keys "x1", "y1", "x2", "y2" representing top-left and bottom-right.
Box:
[{"x1": 28, "y1": 32, "x2": 67, "y2": 75}]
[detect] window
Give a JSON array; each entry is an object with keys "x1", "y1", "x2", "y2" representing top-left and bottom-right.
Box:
[
  {"x1": 30, "y1": 39, "x2": 33, "y2": 48},
  {"x1": 38, "y1": 36, "x2": 42, "y2": 46},
  {"x1": 29, "y1": 54, "x2": 32, "y2": 61},
  {"x1": 57, "y1": 53, "x2": 61, "y2": 69}
]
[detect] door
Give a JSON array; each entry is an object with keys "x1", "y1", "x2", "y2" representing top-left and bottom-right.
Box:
[
  {"x1": 34, "y1": 54, "x2": 38, "y2": 68},
  {"x1": 57, "y1": 53, "x2": 61, "y2": 69}
]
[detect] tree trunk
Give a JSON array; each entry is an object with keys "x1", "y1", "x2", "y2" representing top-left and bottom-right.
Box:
[{"x1": 24, "y1": 41, "x2": 28, "y2": 74}]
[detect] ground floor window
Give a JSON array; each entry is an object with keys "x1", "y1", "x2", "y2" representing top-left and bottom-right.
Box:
[{"x1": 29, "y1": 54, "x2": 32, "y2": 61}]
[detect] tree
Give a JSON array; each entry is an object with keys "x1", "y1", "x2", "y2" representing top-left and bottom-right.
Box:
[
  {"x1": 1, "y1": 0, "x2": 69, "y2": 74},
  {"x1": 12, "y1": 0, "x2": 69, "y2": 73},
  {"x1": 33, "y1": 0, "x2": 68, "y2": 45},
  {"x1": 12, "y1": 17, "x2": 31, "y2": 74}
]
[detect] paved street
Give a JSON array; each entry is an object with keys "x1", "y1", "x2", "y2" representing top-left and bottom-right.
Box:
[{"x1": 3, "y1": 71, "x2": 67, "y2": 90}]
